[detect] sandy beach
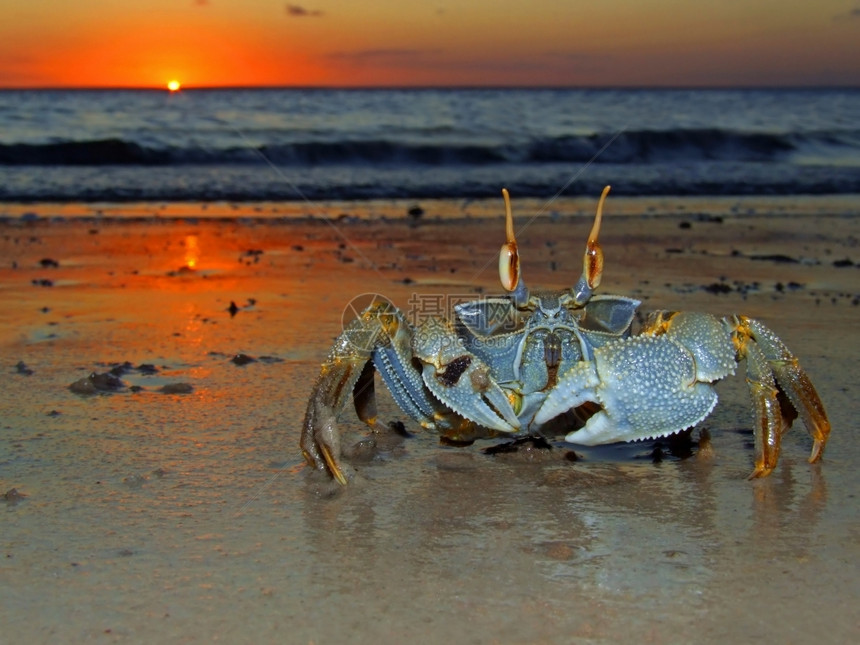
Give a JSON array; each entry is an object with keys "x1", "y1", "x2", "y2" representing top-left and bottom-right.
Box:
[{"x1": 1, "y1": 196, "x2": 858, "y2": 643}]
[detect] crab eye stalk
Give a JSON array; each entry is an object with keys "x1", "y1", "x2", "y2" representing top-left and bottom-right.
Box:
[
  {"x1": 573, "y1": 185, "x2": 610, "y2": 305},
  {"x1": 498, "y1": 188, "x2": 530, "y2": 306},
  {"x1": 498, "y1": 189, "x2": 519, "y2": 291}
]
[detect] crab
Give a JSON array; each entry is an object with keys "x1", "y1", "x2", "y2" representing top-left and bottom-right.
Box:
[{"x1": 301, "y1": 187, "x2": 831, "y2": 484}]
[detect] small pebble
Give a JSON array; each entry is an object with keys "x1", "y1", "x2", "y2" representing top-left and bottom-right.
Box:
[{"x1": 160, "y1": 383, "x2": 193, "y2": 394}]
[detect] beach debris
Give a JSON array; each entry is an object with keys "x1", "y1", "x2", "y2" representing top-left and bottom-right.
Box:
[
  {"x1": 702, "y1": 282, "x2": 733, "y2": 294},
  {"x1": 301, "y1": 187, "x2": 831, "y2": 485},
  {"x1": 2, "y1": 488, "x2": 26, "y2": 505},
  {"x1": 228, "y1": 299, "x2": 257, "y2": 317},
  {"x1": 159, "y1": 382, "x2": 193, "y2": 394},
  {"x1": 749, "y1": 253, "x2": 799, "y2": 264},
  {"x1": 240, "y1": 249, "x2": 264, "y2": 264},
  {"x1": 123, "y1": 474, "x2": 147, "y2": 488},
  {"x1": 231, "y1": 353, "x2": 257, "y2": 366},
  {"x1": 69, "y1": 371, "x2": 126, "y2": 395},
  {"x1": 258, "y1": 355, "x2": 284, "y2": 364},
  {"x1": 104, "y1": 361, "x2": 160, "y2": 376},
  {"x1": 167, "y1": 265, "x2": 195, "y2": 276},
  {"x1": 484, "y1": 436, "x2": 559, "y2": 464},
  {"x1": 67, "y1": 363, "x2": 191, "y2": 395},
  {"x1": 775, "y1": 282, "x2": 804, "y2": 292},
  {"x1": 109, "y1": 361, "x2": 134, "y2": 376}
]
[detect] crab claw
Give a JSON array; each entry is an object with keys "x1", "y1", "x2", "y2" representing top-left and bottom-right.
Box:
[{"x1": 413, "y1": 318, "x2": 520, "y2": 433}]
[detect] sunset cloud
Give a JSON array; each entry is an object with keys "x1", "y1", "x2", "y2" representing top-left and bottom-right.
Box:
[
  {"x1": 286, "y1": 4, "x2": 324, "y2": 18},
  {"x1": 325, "y1": 48, "x2": 440, "y2": 62}
]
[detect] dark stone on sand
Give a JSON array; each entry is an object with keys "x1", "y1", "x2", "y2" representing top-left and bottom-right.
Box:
[
  {"x1": 123, "y1": 474, "x2": 146, "y2": 488},
  {"x1": 407, "y1": 205, "x2": 424, "y2": 218},
  {"x1": 15, "y1": 361, "x2": 33, "y2": 376},
  {"x1": 775, "y1": 281, "x2": 804, "y2": 292},
  {"x1": 749, "y1": 254, "x2": 798, "y2": 263},
  {"x1": 69, "y1": 372, "x2": 126, "y2": 395},
  {"x1": 702, "y1": 282, "x2": 733, "y2": 294},
  {"x1": 32, "y1": 278, "x2": 53, "y2": 287},
  {"x1": 39, "y1": 258, "x2": 60, "y2": 268},
  {"x1": 160, "y1": 382, "x2": 193, "y2": 394},
  {"x1": 258, "y1": 355, "x2": 284, "y2": 364},
  {"x1": 678, "y1": 221, "x2": 691, "y2": 229},
  {"x1": 228, "y1": 301, "x2": 239, "y2": 316},
  {"x1": 2, "y1": 488, "x2": 26, "y2": 505},
  {"x1": 231, "y1": 353, "x2": 256, "y2": 366},
  {"x1": 136, "y1": 363, "x2": 159, "y2": 374},
  {"x1": 833, "y1": 258, "x2": 854, "y2": 268},
  {"x1": 109, "y1": 361, "x2": 134, "y2": 376}
]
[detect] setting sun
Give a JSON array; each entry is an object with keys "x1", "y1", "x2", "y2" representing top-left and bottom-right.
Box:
[{"x1": 167, "y1": 79, "x2": 181, "y2": 92}]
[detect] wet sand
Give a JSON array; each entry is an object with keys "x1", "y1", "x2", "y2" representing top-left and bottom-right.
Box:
[{"x1": 1, "y1": 197, "x2": 858, "y2": 643}]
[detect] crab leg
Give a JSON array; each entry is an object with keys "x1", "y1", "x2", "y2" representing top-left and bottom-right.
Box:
[
  {"x1": 733, "y1": 316, "x2": 831, "y2": 478},
  {"x1": 740, "y1": 339, "x2": 787, "y2": 478},
  {"x1": 301, "y1": 301, "x2": 437, "y2": 484}
]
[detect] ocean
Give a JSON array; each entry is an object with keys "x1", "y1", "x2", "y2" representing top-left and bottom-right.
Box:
[{"x1": 0, "y1": 88, "x2": 859, "y2": 203}]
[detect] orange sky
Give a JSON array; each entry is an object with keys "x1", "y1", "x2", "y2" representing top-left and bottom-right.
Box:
[{"x1": 1, "y1": 1, "x2": 859, "y2": 88}]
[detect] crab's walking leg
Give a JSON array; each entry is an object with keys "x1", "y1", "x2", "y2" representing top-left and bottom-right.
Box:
[
  {"x1": 740, "y1": 339, "x2": 786, "y2": 479},
  {"x1": 301, "y1": 301, "x2": 437, "y2": 484},
  {"x1": 733, "y1": 316, "x2": 831, "y2": 478}
]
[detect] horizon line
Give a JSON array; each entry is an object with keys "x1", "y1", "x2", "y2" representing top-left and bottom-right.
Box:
[{"x1": 1, "y1": 83, "x2": 859, "y2": 92}]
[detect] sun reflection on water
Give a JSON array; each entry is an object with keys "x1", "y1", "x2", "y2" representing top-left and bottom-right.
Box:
[{"x1": 184, "y1": 234, "x2": 200, "y2": 270}]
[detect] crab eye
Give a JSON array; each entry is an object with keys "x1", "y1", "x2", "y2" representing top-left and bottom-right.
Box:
[
  {"x1": 498, "y1": 188, "x2": 520, "y2": 292},
  {"x1": 499, "y1": 242, "x2": 519, "y2": 291},
  {"x1": 583, "y1": 239, "x2": 604, "y2": 290}
]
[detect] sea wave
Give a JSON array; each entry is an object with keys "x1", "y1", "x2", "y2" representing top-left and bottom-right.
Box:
[{"x1": 2, "y1": 128, "x2": 854, "y2": 167}]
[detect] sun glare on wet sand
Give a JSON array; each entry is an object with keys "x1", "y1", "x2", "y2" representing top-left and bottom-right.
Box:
[{"x1": 167, "y1": 80, "x2": 181, "y2": 92}]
